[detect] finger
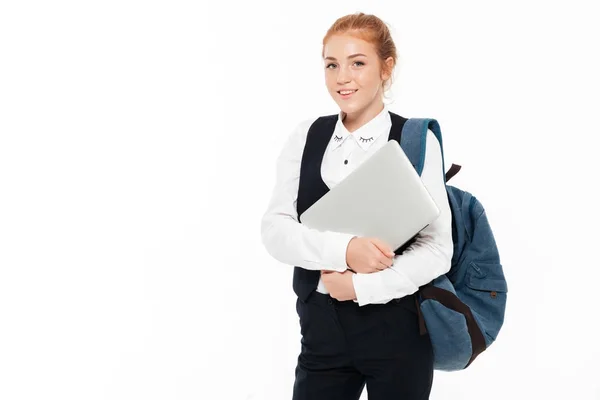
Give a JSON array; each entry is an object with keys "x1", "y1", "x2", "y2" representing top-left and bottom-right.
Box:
[
  {"x1": 377, "y1": 260, "x2": 390, "y2": 270},
  {"x1": 370, "y1": 238, "x2": 395, "y2": 257},
  {"x1": 379, "y1": 253, "x2": 394, "y2": 267},
  {"x1": 379, "y1": 260, "x2": 392, "y2": 269},
  {"x1": 370, "y1": 251, "x2": 393, "y2": 270}
]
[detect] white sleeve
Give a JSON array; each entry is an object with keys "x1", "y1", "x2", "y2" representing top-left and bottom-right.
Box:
[
  {"x1": 260, "y1": 119, "x2": 356, "y2": 272},
  {"x1": 351, "y1": 129, "x2": 454, "y2": 306}
]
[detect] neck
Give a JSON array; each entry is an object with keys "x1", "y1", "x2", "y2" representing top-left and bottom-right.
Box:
[{"x1": 341, "y1": 101, "x2": 385, "y2": 133}]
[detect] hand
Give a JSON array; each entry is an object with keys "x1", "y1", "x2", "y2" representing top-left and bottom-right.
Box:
[
  {"x1": 345, "y1": 236, "x2": 395, "y2": 274},
  {"x1": 321, "y1": 270, "x2": 356, "y2": 301}
]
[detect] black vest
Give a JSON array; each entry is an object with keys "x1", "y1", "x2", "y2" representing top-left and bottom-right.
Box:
[{"x1": 293, "y1": 111, "x2": 416, "y2": 301}]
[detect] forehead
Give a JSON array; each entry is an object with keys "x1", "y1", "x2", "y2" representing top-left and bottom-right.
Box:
[{"x1": 323, "y1": 34, "x2": 376, "y2": 59}]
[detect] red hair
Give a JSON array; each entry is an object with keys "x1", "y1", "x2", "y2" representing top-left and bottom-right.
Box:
[{"x1": 322, "y1": 12, "x2": 398, "y2": 97}]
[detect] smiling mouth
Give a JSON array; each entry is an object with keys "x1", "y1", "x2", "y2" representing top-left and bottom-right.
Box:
[{"x1": 338, "y1": 89, "x2": 358, "y2": 94}]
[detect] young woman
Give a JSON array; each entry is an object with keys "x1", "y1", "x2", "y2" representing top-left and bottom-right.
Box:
[{"x1": 260, "y1": 12, "x2": 453, "y2": 400}]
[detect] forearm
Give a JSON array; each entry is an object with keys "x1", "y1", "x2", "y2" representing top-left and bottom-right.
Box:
[{"x1": 261, "y1": 215, "x2": 355, "y2": 272}]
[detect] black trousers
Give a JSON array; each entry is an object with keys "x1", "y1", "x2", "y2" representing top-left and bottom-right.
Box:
[{"x1": 292, "y1": 290, "x2": 434, "y2": 400}]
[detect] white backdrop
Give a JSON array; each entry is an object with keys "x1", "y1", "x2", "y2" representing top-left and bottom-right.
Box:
[{"x1": 1, "y1": 1, "x2": 599, "y2": 399}]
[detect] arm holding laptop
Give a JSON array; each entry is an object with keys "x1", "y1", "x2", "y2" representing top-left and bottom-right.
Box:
[
  {"x1": 260, "y1": 120, "x2": 444, "y2": 304},
  {"x1": 350, "y1": 129, "x2": 454, "y2": 306}
]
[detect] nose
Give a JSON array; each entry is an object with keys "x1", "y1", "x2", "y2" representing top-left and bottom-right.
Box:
[{"x1": 336, "y1": 65, "x2": 351, "y2": 85}]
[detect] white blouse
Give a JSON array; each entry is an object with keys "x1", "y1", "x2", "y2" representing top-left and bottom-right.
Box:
[{"x1": 260, "y1": 104, "x2": 454, "y2": 306}]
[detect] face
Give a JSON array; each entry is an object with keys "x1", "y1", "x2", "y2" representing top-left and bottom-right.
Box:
[{"x1": 323, "y1": 34, "x2": 393, "y2": 123}]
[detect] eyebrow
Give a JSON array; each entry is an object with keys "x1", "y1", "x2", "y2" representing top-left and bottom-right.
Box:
[{"x1": 324, "y1": 53, "x2": 367, "y2": 61}]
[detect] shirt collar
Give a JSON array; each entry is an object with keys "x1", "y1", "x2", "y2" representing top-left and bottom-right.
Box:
[{"x1": 331, "y1": 103, "x2": 391, "y2": 151}]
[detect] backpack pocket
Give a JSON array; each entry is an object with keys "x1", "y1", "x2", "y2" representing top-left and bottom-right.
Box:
[
  {"x1": 462, "y1": 261, "x2": 508, "y2": 346},
  {"x1": 466, "y1": 261, "x2": 508, "y2": 292}
]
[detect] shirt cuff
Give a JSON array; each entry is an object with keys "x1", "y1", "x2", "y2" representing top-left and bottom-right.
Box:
[
  {"x1": 319, "y1": 233, "x2": 356, "y2": 272},
  {"x1": 352, "y1": 272, "x2": 385, "y2": 306},
  {"x1": 352, "y1": 269, "x2": 419, "y2": 306}
]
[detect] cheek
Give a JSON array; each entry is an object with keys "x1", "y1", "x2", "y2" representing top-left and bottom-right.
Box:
[
  {"x1": 325, "y1": 76, "x2": 337, "y2": 91},
  {"x1": 356, "y1": 71, "x2": 379, "y2": 90}
]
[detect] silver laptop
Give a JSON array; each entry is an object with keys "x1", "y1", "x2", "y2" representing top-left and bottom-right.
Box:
[{"x1": 299, "y1": 139, "x2": 440, "y2": 252}]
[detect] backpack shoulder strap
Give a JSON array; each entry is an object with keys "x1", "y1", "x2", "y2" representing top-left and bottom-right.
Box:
[
  {"x1": 400, "y1": 118, "x2": 443, "y2": 175},
  {"x1": 401, "y1": 118, "x2": 460, "y2": 183}
]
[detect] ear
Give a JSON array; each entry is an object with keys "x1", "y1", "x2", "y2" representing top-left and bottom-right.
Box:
[{"x1": 381, "y1": 56, "x2": 394, "y2": 81}]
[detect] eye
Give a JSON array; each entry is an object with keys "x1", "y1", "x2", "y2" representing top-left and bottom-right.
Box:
[
  {"x1": 333, "y1": 135, "x2": 343, "y2": 141},
  {"x1": 359, "y1": 136, "x2": 374, "y2": 142},
  {"x1": 325, "y1": 61, "x2": 364, "y2": 69}
]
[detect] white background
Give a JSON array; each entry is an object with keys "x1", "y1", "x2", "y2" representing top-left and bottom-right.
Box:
[{"x1": 1, "y1": 1, "x2": 599, "y2": 399}]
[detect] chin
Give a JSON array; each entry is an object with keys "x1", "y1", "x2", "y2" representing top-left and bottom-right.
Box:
[{"x1": 338, "y1": 103, "x2": 363, "y2": 115}]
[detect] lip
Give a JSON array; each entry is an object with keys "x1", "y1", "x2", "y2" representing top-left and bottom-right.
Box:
[{"x1": 338, "y1": 89, "x2": 357, "y2": 99}]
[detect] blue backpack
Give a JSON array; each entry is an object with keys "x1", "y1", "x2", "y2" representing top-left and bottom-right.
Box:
[{"x1": 399, "y1": 118, "x2": 508, "y2": 371}]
